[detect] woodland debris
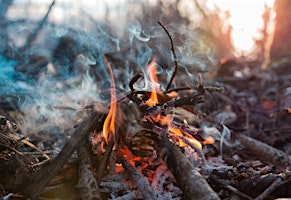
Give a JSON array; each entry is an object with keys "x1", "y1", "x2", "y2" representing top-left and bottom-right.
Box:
[
  {"x1": 236, "y1": 134, "x2": 291, "y2": 166},
  {"x1": 160, "y1": 136, "x2": 220, "y2": 200}
]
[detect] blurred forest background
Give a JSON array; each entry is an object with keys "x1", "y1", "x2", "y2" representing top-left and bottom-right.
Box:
[{"x1": 1, "y1": 0, "x2": 288, "y2": 64}]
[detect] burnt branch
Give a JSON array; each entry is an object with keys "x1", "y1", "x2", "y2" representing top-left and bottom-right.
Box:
[
  {"x1": 158, "y1": 21, "x2": 178, "y2": 92},
  {"x1": 96, "y1": 138, "x2": 115, "y2": 184},
  {"x1": 117, "y1": 152, "x2": 157, "y2": 200},
  {"x1": 236, "y1": 134, "x2": 291, "y2": 165},
  {"x1": 160, "y1": 136, "x2": 220, "y2": 200},
  {"x1": 77, "y1": 141, "x2": 101, "y2": 200},
  {"x1": 22, "y1": 112, "x2": 106, "y2": 199}
]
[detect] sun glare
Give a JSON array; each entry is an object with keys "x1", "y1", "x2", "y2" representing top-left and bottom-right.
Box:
[{"x1": 214, "y1": 0, "x2": 275, "y2": 55}]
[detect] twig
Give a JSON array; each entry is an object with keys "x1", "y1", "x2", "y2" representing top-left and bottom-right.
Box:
[
  {"x1": 117, "y1": 153, "x2": 157, "y2": 200},
  {"x1": 76, "y1": 141, "x2": 101, "y2": 200},
  {"x1": 22, "y1": 112, "x2": 105, "y2": 199},
  {"x1": 160, "y1": 136, "x2": 220, "y2": 200},
  {"x1": 96, "y1": 138, "x2": 115, "y2": 184},
  {"x1": 21, "y1": 0, "x2": 55, "y2": 50},
  {"x1": 208, "y1": 174, "x2": 253, "y2": 200},
  {"x1": 236, "y1": 134, "x2": 291, "y2": 165},
  {"x1": 254, "y1": 178, "x2": 282, "y2": 200},
  {"x1": 157, "y1": 21, "x2": 178, "y2": 92}
]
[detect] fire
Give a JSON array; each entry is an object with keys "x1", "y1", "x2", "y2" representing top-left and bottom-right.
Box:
[
  {"x1": 144, "y1": 60, "x2": 206, "y2": 149},
  {"x1": 102, "y1": 55, "x2": 117, "y2": 144},
  {"x1": 145, "y1": 59, "x2": 161, "y2": 106}
]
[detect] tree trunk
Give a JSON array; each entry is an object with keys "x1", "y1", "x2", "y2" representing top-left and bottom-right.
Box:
[{"x1": 270, "y1": 0, "x2": 291, "y2": 60}]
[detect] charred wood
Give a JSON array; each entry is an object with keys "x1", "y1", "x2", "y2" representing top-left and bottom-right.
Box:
[
  {"x1": 96, "y1": 138, "x2": 115, "y2": 184},
  {"x1": 117, "y1": 153, "x2": 157, "y2": 200},
  {"x1": 236, "y1": 134, "x2": 291, "y2": 165},
  {"x1": 22, "y1": 112, "x2": 105, "y2": 199},
  {"x1": 160, "y1": 136, "x2": 220, "y2": 200},
  {"x1": 77, "y1": 141, "x2": 101, "y2": 200}
]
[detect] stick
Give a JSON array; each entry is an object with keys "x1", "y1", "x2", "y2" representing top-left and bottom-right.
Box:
[
  {"x1": 255, "y1": 178, "x2": 282, "y2": 200},
  {"x1": 76, "y1": 141, "x2": 101, "y2": 200},
  {"x1": 21, "y1": 0, "x2": 55, "y2": 50},
  {"x1": 96, "y1": 138, "x2": 115, "y2": 184},
  {"x1": 22, "y1": 112, "x2": 105, "y2": 199},
  {"x1": 236, "y1": 134, "x2": 291, "y2": 165},
  {"x1": 117, "y1": 153, "x2": 157, "y2": 200},
  {"x1": 208, "y1": 174, "x2": 253, "y2": 200},
  {"x1": 160, "y1": 136, "x2": 220, "y2": 200},
  {"x1": 157, "y1": 21, "x2": 178, "y2": 92}
]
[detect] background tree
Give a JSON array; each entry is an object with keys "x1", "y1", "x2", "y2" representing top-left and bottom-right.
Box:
[{"x1": 270, "y1": 0, "x2": 291, "y2": 61}]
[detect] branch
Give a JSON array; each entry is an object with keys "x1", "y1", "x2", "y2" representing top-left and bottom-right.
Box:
[
  {"x1": 236, "y1": 134, "x2": 291, "y2": 165},
  {"x1": 22, "y1": 112, "x2": 105, "y2": 199},
  {"x1": 158, "y1": 21, "x2": 178, "y2": 92},
  {"x1": 160, "y1": 136, "x2": 220, "y2": 200}
]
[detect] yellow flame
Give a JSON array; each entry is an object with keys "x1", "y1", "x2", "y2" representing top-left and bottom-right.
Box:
[
  {"x1": 102, "y1": 55, "x2": 117, "y2": 144},
  {"x1": 146, "y1": 59, "x2": 161, "y2": 106}
]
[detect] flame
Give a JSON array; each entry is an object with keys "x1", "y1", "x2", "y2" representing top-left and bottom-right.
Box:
[
  {"x1": 146, "y1": 59, "x2": 161, "y2": 106},
  {"x1": 203, "y1": 136, "x2": 215, "y2": 145},
  {"x1": 102, "y1": 55, "x2": 117, "y2": 144},
  {"x1": 143, "y1": 61, "x2": 203, "y2": 149}
]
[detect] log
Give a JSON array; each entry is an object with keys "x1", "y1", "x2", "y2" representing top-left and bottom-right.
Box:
[
  {"x1": 236, "y1": 134, "x2": 291, "y2": 165},
  {"x1": 118, "y1": 153, "x2": 157, "y2": 200},
  {"x1": 22, "y1": 112, "x2": 105, "y2": 199},
  {"x1": 76, "y1": 141, "x2": 101, "y2": 200},
  {"x1": 160, "y1": 136, "x2": 220, "y2": 200}
]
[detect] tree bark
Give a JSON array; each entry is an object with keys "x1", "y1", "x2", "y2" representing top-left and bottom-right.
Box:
[{"x1": 270, "y1": 0, "x2": 291, "y2": 60}]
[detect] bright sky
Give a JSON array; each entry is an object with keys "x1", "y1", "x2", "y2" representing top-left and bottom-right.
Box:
[{"x1": 213, "y1": 0, "x2": 275, "y2": 55}]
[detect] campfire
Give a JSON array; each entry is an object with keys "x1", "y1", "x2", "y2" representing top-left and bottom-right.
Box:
[{"x1": 1, "y1": 1, "x2": 291, "y2": 200}]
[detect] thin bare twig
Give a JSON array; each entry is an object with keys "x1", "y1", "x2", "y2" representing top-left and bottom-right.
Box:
[
  {"x1": 96, "y1": 138, "x2": 115, "y2": 184},
  {"x1": 22, "y1": 0, "x2": 55, "y2": 50},
  {"x1": 158, "y1": 21, "x2": 178, "y2": 92}
]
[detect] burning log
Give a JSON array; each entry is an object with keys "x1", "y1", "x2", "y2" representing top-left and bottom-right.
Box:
[
  {"x1": 160, "y1": 136, "x2": 220, "y2": 200},
  {"x1": 117, "y1": 153, "x2": 158, "y2": 200},
  {"x1": 22, "y1": 112, "x2": 106, "y2": 199},
  {"x1": 236, "y1": 134, "x2": 291, "y2": 165}
]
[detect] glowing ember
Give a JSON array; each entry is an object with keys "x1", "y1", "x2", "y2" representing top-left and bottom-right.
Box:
[{"x1": 102, "y1": 55, "x2": 117, "y2": 144}]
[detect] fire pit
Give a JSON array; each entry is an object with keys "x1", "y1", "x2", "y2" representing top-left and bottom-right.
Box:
[{"x1": 0, "y1": 1, "x2": 291, "y2": 200}]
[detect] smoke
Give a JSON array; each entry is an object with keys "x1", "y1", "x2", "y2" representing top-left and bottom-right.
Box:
[{"x1": 1, "y1": 1, "x2": 217, "y2": 142}]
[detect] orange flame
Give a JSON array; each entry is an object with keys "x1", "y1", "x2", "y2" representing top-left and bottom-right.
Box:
[
  {"x1": 146, "y1": 59, "x2": 161, "y2": 106},
  {"x1": 102, "y1": 55, "x2": 117, "y2": 144}
]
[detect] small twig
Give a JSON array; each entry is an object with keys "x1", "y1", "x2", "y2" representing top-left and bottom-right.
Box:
[
  {"x1": 117, "y1": 152, "x2": 157, "y2": 200},
  {"x1": 21, "y1": 0, "x2": 55, "y2": 50},
  {"x1": 157, "y1": 21, "x2": 178, "y2": 92},
  {"x1": 76, "y1": 141, "x2": 101, "y2": 200},
  {"x1": 208, "y1": 174, "x2": 253, "y2": 200},
  {"x1": 96, "y1": 138, "x2": 115, "y2": 184},
  {"x1": 255, "y1": 178, "x2": 282, "y2": 200},
  {"x1": 236, "y1": 134, "x2": 291, "y2": 165},
  {"x1": 129, "y1": 71, "x2": 143, "y2": 92}
]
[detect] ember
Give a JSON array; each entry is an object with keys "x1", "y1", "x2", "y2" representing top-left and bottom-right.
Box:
[{"x1": 1, "y1": 1, "x2": 291, "y2": 200}]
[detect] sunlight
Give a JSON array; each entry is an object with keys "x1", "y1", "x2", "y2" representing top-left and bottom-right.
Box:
[{"x1": 214, "y1": 0, "x2": 275, "y2": 55}]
